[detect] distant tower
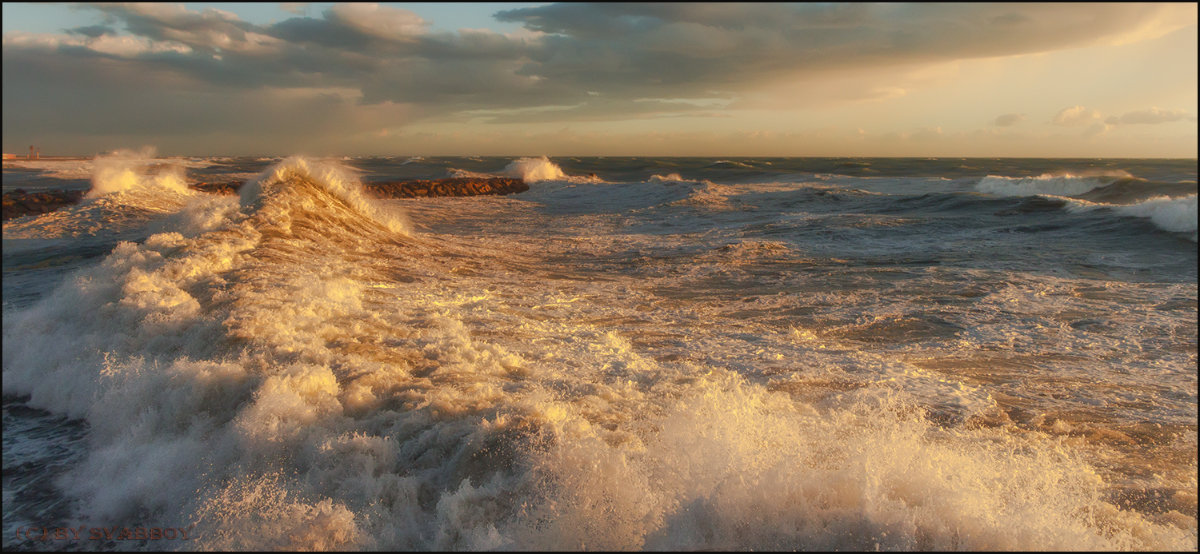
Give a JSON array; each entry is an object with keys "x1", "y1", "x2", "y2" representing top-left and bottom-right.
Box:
[{"x1": 29, "y1": 145, "x2": 34, "y2": 160}]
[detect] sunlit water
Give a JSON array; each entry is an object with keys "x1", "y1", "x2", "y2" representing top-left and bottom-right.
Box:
[{"x1": 3, "y1": 155, "x2": 1196, "y2": 550}]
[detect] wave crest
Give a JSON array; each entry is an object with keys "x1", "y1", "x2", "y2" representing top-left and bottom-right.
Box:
[
  {"x1": 241, "y1": 156, "x2": 410, "y2": 235},
  {"x1": 976, "y1": 172, "x2": 1130, "y2": 198},
  {"x1": 1115, "y1": 194, "x2": 1198, "y2": 238},
  {"x1": 502, "y1": 156, "x2": 567, "y2": 183},
  {"x1": 87, "y1": 147, "x2": 191, "y2": 198}
]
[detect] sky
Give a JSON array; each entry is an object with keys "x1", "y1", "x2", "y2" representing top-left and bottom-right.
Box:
[{"x1": 2, "y1": 2, "x2": 1197, "y2": 157}]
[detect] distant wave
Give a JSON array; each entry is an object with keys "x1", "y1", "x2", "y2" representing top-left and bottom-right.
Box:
[
  {"x1": 707, "y1": 159, "x2": 756, "y2": 169},
  {"x1": 977, "y1": 170, "x2": 1197, "y2": 239},
  {"x1": 649, "y1": 173, "x2": 699, "y2": 184},
  {"x1": 976, "y1": 171, "x2": 1133, "y2": 198},
  {"x1": 3, "y1": 151, "x2": 215, "y2": 183},
  {"x1": 87, "y1": 148, "x2": 192, "y2": 198},
  {"x1": 448, "y1": 168, "x2": 493, "y2": 179},
  {"x1": 502, "y1": 156, "x2": 569, "y2": 182},
  {"x1": 450, "y1": 156, "x2": 603, "y2": 184}
]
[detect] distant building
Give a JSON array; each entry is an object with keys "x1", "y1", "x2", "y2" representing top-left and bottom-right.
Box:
[{"x1": 2, "y1": 153, "x2": 17, "y2": 160}]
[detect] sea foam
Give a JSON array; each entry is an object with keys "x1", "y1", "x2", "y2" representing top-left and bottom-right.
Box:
[
  {"x1": 2, "y1": 156, "x2": 1194, "y2": 551},
  {"x1": 87, "y1": 147, "x2": 191, "y2": 198}
]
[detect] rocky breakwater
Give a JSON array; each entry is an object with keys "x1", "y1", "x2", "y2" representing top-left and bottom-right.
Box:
[
  {"x1": 364, "y1": 177, "x2": 529, "y2": 198},
  {"x1": 2, "y1": 189, "x2": 86, "y2": 221},
  {"x1": 194, "y1": 177, "x2": 530, "y2": 199},
  {"x1": 2, "y1": 178, "x2": 529, "y2": 221}
]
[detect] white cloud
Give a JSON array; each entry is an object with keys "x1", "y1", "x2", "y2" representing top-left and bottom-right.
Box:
[
  {"x1": 328, "y1": 3, "x2": 428, "y2": 41},
  {"x1": 1052, "y1": 106, "x2": 1102, "y2": 126}
]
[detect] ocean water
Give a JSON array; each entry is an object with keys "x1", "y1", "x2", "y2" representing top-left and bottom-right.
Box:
[{"x1": 2, "y1": 154, "x2": 1196, "y2": 550}]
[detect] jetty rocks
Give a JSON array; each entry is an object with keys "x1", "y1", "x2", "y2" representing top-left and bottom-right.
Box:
[
  {"x1": 194, "y1": 177, "x2": 530, "y2": 198},
  {"x1": 2, "y1": 178, "x2": 529, "y2": 221},
  {"x1": 2, "y1": 189, "x2": 86, "y2": 221},
  {"x1": 365, "y1": 177, "x2": 528, "y2": 198}
]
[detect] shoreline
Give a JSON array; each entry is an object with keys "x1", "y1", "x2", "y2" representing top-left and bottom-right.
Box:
[{"x1": 1, "y1": 177, "x2": 529, "y2": 221}]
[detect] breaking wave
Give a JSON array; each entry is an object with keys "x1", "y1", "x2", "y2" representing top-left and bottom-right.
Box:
[
  {"x1": 450, "y1": 156, "x2": 603, "y2": 184},
  {"x1": 241, "y1": 156, "x2": 411, "y2": 235},
  {"x1": 2, "y1": 155, "x2": 1194, "y2": 550},
  {"x1": 87, "y1": 148, "x2": 192, "y2": 198},
  {"x1": 1112, "y1": 194, "x2": 1198, "y2": 235},
  {"x1": 976, "y1": 171, "x2": 1133, "y2": 198},
  {"x1": 502, "y1": 156, "x2": 567, "y2": 183}
]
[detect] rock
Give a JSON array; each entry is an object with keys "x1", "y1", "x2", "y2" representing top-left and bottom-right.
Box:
[
  {"x1": 364, "y1": 178, "x2": 528, "y2": 199},
  {"x1": 2, "y1": 189, "x2": 86, "y2": 221}
]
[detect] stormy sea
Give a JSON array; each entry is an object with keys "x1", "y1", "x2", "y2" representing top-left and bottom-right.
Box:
[{"x1": 2, "y1": 154, "x2": 1196, "y2": 550}]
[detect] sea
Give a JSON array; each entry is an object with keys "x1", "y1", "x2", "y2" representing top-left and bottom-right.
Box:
[{"x1": 2, "y1": 154, "x2": 1197, "y2": 550}]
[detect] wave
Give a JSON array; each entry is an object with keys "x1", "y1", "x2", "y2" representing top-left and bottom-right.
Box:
[
  {"x1": 3, "y1": 151, "x2": 216, "y2": 183},
  {"x1": 1055, "y1": 194, "x2": 1197, "y2": 240},
  {"x1": 450, "y1": 157, "x2": 603, "y2": 184},
  {"x1": 447, "y1": 167, "x2": 493, "y2": 179},
  {"x1": 649, "y1": 173, "x2": 698, "y2": 183},
  {"x1": 2, "y1": 149, "x2": 208, "y2": 240},
  {"x1": 241, "y1": 156, "x2": 410, "y2": 235},
  {"x1": 668, "y1": 181, "x2": 737, "y2": 209},
  {"x1": 1112, "y1": 194, "x2": 1198, "y2": 235},
  {"x1": 501, "y1": 156, "x2": 572, "y2": 183},
  {"x1": 2, "y1": 156, "x2": 1193, "y2": 550},
  {"x1": 707, "y1": 160, "x2": 756, "y2": 169},
  {"x1": 86, "y1": 148, "x2": 192, "y2": 198},
  {"x1": 3, "y1": 159, "x2": 94, "y2": 180},
  {"x1": 976, "y1": 171, "x2": 1132, "y2": 198},
  {"x1": 1076, "y1": 178, "x2": 1198, "y2": 204}
]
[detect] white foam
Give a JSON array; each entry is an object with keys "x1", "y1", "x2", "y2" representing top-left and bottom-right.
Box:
[
  {"x1": 1064, "y1": 193, "x2": 1198, "y2": 240},
  {"x1": 649, "y1": 173, "x2": 696, "y2": 183},
  {"x1": 1114, "y1": 194, "x2": 1198, "y2": 236},
  {"x1": 86, "y1": 147, "x2": 191, "y2": 198},
  {"x1": 501, "y1": 156, "x2": 567, "y2": 183}
]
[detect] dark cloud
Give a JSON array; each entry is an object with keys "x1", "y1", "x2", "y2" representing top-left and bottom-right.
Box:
[
  {"x1": 494, "y1": 3, "x2": 1185, "y2": 95},
  {"x1": 65, "y1": 24, "x2": 116, "y2": 38}
]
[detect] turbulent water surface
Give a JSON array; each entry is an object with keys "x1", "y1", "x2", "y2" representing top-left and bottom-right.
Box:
[{"x1": 2, "y1": 155, "x2": 1197, "y2": 550}]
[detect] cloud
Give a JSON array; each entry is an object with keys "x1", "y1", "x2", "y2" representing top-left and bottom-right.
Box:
[
  {"x1": 993, "y1": 113, "x2": 1026, "y2": 127},
  {"x1": 66, "y1": 25, "x2": 117, "y2": 38},
  {"x1": 326, "y1": 3, "x2": 429, "y2": 41},
  {"x1": 3, "y1": 2, "x2": 1196, "y2": 152},
  {"x1": 279, "y1": 3, "x2": 308, "y2": 16},
  {"x1": 1052, "y1": 106, "x2": 1102, "y2": 126},
  {"x1": 1104, "y1": 107, "x2": 1195, "y2": 125}
]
